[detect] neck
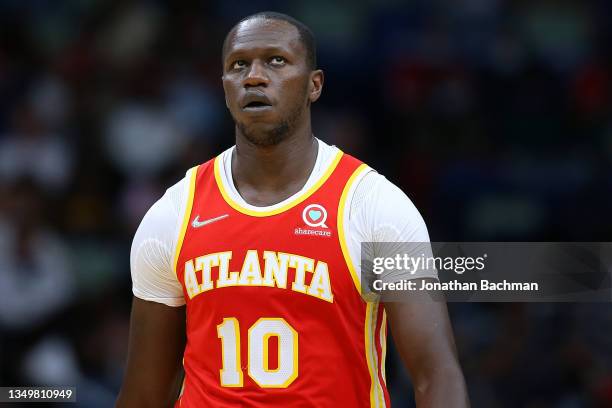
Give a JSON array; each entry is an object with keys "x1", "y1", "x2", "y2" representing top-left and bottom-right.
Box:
[{"x1": 232, "y1": 120, "x2": 318, "y2": 206}]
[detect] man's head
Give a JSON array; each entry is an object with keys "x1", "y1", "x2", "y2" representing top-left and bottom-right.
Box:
[{"x1": 221, "y1": 12, "x2": 323, "y2": 147}]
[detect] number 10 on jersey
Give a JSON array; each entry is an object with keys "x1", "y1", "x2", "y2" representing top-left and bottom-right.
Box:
[{"x1": 217, "y1": 318, "x2": 298, "y2": 388}]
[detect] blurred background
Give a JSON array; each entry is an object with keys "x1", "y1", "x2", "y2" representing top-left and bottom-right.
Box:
[{"x1": 0, "y1": 0, "x2": 611, "y2": 407}]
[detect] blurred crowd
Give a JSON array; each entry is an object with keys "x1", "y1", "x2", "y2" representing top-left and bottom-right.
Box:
[{"x1": 0, "y1": 0, "x2": 611, "y2": 407}]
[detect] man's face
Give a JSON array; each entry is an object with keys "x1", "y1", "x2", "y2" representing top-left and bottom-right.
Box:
[{"x1": 222, "y1": 18, "x2": 321, "y2": 146}]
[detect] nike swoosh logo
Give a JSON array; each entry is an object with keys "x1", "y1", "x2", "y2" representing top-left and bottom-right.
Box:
[{"x1": 192, "y1": 214, "x2": 229, "y2": 228}]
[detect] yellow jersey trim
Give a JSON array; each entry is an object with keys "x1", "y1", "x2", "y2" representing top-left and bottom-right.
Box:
[
  {"x1": 337, "y1": 163, "x2": 370, "y2": 293},
  {"x1": 173, "y1": 166, "x2": 199, "y2": 279},
  {"x1": 380, "y1": 310, "x2": 388, "y2": 384},
  {"x1": 338, "y1": 163, "x2": 385, "y2": 407},
  {"x1": 365, "y1": 302, "x2": 386, "y2": 408},
  {"x1": 213, "y1": 150, "x2": 344, "y2": 217}
]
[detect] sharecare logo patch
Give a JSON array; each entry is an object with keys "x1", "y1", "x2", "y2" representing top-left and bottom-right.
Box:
[
  {"x1": 302, "y1": 204, "x2": 328, "y2": 228},
  {"x1": 296, "y1": 204, "x2": 332, "y2": 237},
  {"x1": 293, "y1": 204, "x2": 332, "y2": 237}
]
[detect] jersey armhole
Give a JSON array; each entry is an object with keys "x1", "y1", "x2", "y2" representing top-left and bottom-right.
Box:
[
  {"x1": 172, "y1": 166, "x2": 199, "y2": 280},
  {"x1": 337, "y1": 164, "x2": 373, "y2": 295}
]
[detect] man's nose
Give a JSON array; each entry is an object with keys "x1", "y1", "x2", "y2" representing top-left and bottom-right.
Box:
[{"x1": 243, "y1": 60, "x2": 269, "y2": 87}]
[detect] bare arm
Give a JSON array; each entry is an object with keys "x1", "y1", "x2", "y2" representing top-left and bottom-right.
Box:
[
  {"x1": 116, "y1": 297, "x2": 186, "y2": 408},
  {"x1": 384, "y1": 279, "x2": 469, "y2": 407}
]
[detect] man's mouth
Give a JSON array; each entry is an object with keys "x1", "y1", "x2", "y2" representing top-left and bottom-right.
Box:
[
  {"x1": 241, "y1": 92, "x2": 273, "y2": 112},
  {"x1": 243, "y1": 101, "x2": 272, "y2": 111}
]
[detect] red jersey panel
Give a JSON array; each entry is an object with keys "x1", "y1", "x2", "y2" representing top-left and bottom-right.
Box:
[{"x1": 173, "y1": 150, "x2": 390, "y2": 407}]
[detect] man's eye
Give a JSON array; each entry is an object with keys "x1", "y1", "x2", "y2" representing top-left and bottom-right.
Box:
[
  {"x1": 270, "y1": 56, "x2": 286, "y2": 65},
  {"x1": 232, "y1": 60, "x2": 247, "y2": 69}
]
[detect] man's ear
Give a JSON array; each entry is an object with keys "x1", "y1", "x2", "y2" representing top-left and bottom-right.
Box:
[{"x1": 309, "y1": 69, "x2": 324, "y2": 103}]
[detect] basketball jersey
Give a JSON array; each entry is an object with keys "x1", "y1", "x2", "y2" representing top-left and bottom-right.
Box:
[{"x1": 173, "y1": 150, "x2": 391, "y2": 407}]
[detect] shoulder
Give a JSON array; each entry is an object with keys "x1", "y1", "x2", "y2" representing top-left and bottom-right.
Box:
[
  {"x1": 135, "y1": 172, "x2": 190, "y2": 239},
  {"x1": 339, "y1": 165, "x2": 435, "y2": 282},
  {"x1": 129, "y1": 170, "x2": 195, "y2": 307},
  {"x1": 348, "y1": 169, "x2": 430, "y2": 242}
]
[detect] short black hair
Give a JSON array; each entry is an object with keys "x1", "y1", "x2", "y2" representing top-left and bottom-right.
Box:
[{"x1": 222, "y1": 11, "x2": 317, "y2": 70}]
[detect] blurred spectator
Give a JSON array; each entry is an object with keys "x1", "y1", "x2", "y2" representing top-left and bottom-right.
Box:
[
  {"x1": 104, "y1": 100, "x2": 187, "y2": 177},
  {"x1": 0, "y1": 180, "x2": 73, "y2": 330},
  {"x1": 0, "y1": 104, "x2": 73, "y2": 193}
]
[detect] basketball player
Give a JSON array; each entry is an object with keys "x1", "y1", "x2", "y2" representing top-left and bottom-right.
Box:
[{"x1": 116, "y1": 12, "x2": 469, "y2": 408}]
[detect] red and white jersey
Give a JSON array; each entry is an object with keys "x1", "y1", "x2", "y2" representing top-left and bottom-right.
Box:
[{"x1": 173, "y1": 150, "x2": 390, "y2": 407}]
